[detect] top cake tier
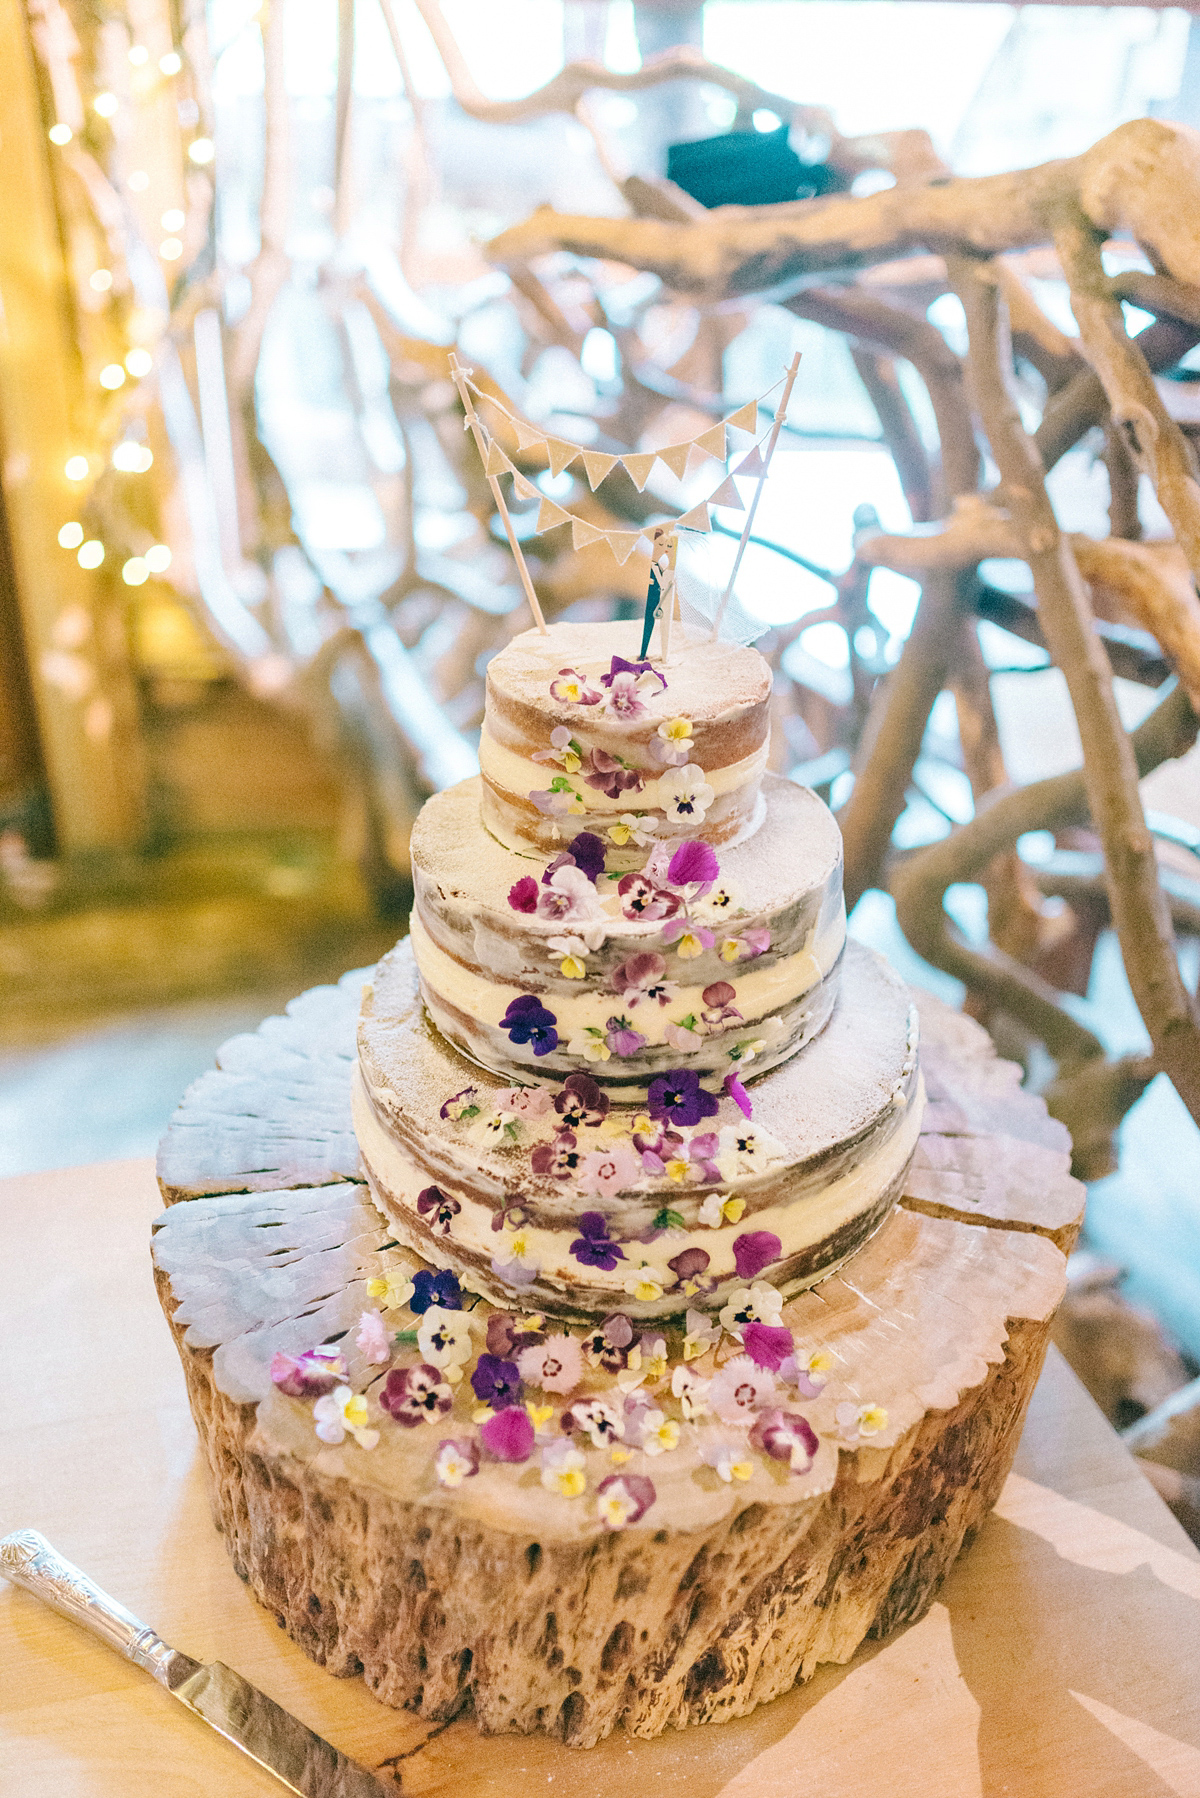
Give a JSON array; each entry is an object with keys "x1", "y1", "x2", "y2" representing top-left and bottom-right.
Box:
[{"x1": 479, "y1": 620, "x2": 772, "y2": 867}]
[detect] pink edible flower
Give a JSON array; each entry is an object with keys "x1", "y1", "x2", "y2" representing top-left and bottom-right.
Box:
[
  {"x1": 508, "y1": 875, "x2": 539, "y2": 913},
  {"x1": 749, "y1": 1407, "x2": 818, "y2": 1473},
  {"x1": 481, "y1": 1406, "x2": 535, "y2": 1462},
  {"x1": 605, "y1": 1016, "x2": 647, "y2": 1058},
  {"x1": 743, "y1": 1322, "x2": 795, "y2": 1371},
  {"x1": 611, "y1": 951, "x2": 668, "y2": 1003},
  {"x1": 577, "y1": 1143, "x2": 641, "y2": 1199},
  {"x1": 662, "y1": 917, "x2": 715, "y2": 952},
  {"x1": 355, "y1": 1310, "x2": 392, "y2": 1366},
  {"x1": 667, "y1": 839, "x2": 719, "y2": 893},
  {"x1": 709, "y1": 1355, "x2": 776, "y2": 1427},
  {"x1": 617, "y1": 872, "x2": 680, "y2": 922},
  {"x1": 605, "y1": 671, "x2": 648, "y2": 719},
  {"x1": 550, "y1": 668, "x2": 601, "y2": 706},
  {"x1": 518, "y1": 1333, "x2": 583, "y2": 1395},
  {"x1": 741, "y1": 928, "x2": 771, "y2": 957},
  {"x1": 724, "y1": 1071, "x2": 753, "y2": 1118},
  {"x1": 270, "y1": 1345, "x2": 346, "y2": 1398},
  {"x1": 497, "y1": 1086, "x2": 553, "y2": 1118},
  {"x1": 732, "y1": 1231, "x2": 782, "y2": 1281}
]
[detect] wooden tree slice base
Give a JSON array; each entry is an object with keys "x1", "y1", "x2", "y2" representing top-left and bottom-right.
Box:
[{"x1": 152, "y1": 969, "x2": 1084, "y2": 1747}]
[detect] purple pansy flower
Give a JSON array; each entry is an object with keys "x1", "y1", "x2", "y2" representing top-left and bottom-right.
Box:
[
  {"x1": 379, "y1": 1363, "x2": 453, "y2": 1427},
  {"x1": 507, "y1": 875, "x2": 539, "y2": 913},
  {"x1": 470, "y1": 1353, "x2": 523, "y2": 1409},
  {"x1": 531, "y1": 1129, "x2": 584, "y2": 1179},
  {"x1": 749, "y1": 1408, "x2": 819, "y2": 1474},
  {"x1": 667, "y1": 1246, "x2": 713, "y2": 1295},
  {"x1": 600, "y1": 655, "x2": 666, "y2": 692},
  {"x1": 409, "y1": 1268, "x2": 462, "y2": 1314},
  {"x1": 667, "y1": 839, "x2": 719, "y2": 892},
  {"x1": 566, "y1": 831, "x2": 606, "y2": 883},
  {"x1": 605, "y1": 1015, "x2": 647, "y2": 1058},
  {"x1": 554, "y1": 1071, "x2": 609, "y2": 1128},
  {"x1": 611, "y1": 951, "x2": 673, "y2": 1010},
  {"x1": 490, "y1": 1198, "x2": 529, "y2": 1234},
  {"x1": 501, "y1": 994, "x2": 559, "y2": 1056},
  {"x1": 617, "y1": 871, "x2": 680, "y2": 922},
  {"x1": 416, "y1": 1186, "x2": 461, "y2": 1236},
  {"x1": 439, "y1": 1085, "x2": 479, "y2": 1121},
  {"x1": 486, "y1": 1312, "x2": 545, "y2": 1358},
  {"x1": 743, "y1": 1322, "x2": 796, "y2": 1371},
  {"x1": 732, "y1": 1231, "x2": 783, "y2": 1281},
  {"x1": 582, "y1": 748, "x2": 645, "y2": 799},
  {"x1": 647, "y1": 1068, "x2": 720, "y2": 1129},
  {"x1": 481, "y1": 1406, "x2": 535, "y2": 1462},
  {"x1": 725, "y1": 1071, "x2": 753, "y2": 1118},
  {"x1": 569, "y1": 1211, "x2": 626, "y2": 1271}
]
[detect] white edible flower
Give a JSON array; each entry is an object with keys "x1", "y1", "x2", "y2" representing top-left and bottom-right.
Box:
[
  {"x1": 701, "y1": 1440, "x2": 754, "y2": 1483},
  {"x1": 541, "y1": 1441, "x2": 587, "y2": 1498},
  {"x1": 698, "y1": 1191, "x2": 746, "y2": 1228},
  {"x1": 836, "y1": 1401, "x2": 889, "y2": 1441},
  {"x1": 417, "y1": 1305, "x2": 474, "y2": 1380},
  {"x1": 313, "y1": 1385, "x2": 379, "y2": 1450},
  {"x1": 639, "y1": 1409, "x2": 680, "y2": 1455},
  {"x1": 567, "y1": 1030, "x2": 612, "y2": 1063},
  {"x1": 623, "y1": 1264, "x2": 665, "y2": 1303},
  {"x1": 365, "y1": 1266, "x2": 415, "y2": 1311},
  {"x1": 682, "y1": 1307, "x2": 721, "y2": 1360},
  {"x1": 716, "y1": 1123, "x2": 786, "y2": 1182},
  {"x1": 719, "y1": 1282, "x2": 784, "y2": 1339},
  {"x1": 658, "y1": 763, "x2": 715, "y2": 825},
  {"x1": 671, "y1": 1363, "x2": 711, "y2": 1419}
]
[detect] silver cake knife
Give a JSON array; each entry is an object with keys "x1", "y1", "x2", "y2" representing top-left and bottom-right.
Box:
[{"x1": 1, "y1": 1530, "x2": 390, "y2": 1796}]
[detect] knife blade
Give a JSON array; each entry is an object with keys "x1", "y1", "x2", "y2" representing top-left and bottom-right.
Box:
[{"x1": 1, "y1": 1529, "x2": 391, "y2": 1796}]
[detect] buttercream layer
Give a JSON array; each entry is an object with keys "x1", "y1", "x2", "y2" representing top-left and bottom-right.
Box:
[
  {"x1": 355, "y1": 937, "x2": 922, "y2": 1322},
  {"x1": 411, "y1": 773, "x2": 845, "y2": 1093},
  {"x1": 481, "y1": 620, "x2": 771, "y2": 865}
]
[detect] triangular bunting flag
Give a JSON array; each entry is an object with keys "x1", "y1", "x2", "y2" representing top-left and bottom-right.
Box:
[
  {"x1": 709, "y1": 474, "x2": 745, "y2": 511},
  {"x1": 726, "y1": 401, "x2": 758, "y2": 436},
  {"x1": 735, "y1": 444, "x2": 765, "y2": 478},
  {"x1": 572, "y1": 518, "x2": 607, "y2": 550},
  {"x1": 514, "y1": 419, "x2": 547, "y2": 453},
  {"x1": 657, "y1": 442, "x2": 692, "y2": 480},
  {"x1": 512, "y1": 470, "x2": 539, "y2": 501},
  {"x1": 605, "y1": 531, "x2": 643, "y2": 565},
  {"x1": 692, "y1": 423, "x2": 727, "y2": 465},
  {"x1": 546, "y1": 437, "x2": 580, "y2": 478},
  {"x1": 677, "y1": 503, "x2": 712, "y2": 533},
  {"x1": 536, "y1": 496, "x2": 571, "y2": 532},
  {"x1": 622, "y1": 452, "x2": 658, "y2": 491},
  {"x1": 581, "y1": 450, "x2": 619, "y2": 491},
  {"x1": 484, "y1": 437, "x2": 510, "y2": 477}
]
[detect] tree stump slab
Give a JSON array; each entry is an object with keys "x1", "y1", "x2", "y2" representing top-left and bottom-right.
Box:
[{"x1": 151, "y1": 966, "x2": 1085, "y2": 1747}]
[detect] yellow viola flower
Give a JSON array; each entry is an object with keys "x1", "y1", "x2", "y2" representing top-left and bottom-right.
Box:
[
  {"x1": 525, "y1": 1401, "x2": 555, "y2": 1432},
  {"x1": 607, "y1": 820, "x2": 632, "y2": 845},
  {"x1": 675, "y1": 931, "x2": 706, "y2": 959},
  {"x1": 623, "y1": 1266, "x2": 665, "y2": 1304},
  {"x1": 721, "y1": 1197, "x2": 746, "y2": 1224},
  {"x1": 472, "y1": 1403, "x2": 495, "y2": 1424},
  {"x1": 665, "y1": 1157, "x2": 690, "y2": 1183},
  {"x1": 609, "y1": 1446, "x2": 631, "y2": 1464},
  {"x1": 658, "y1": 715, "x2": 694, "y2": 744},
  {"x1": 858, "y1": 1403, "x2": 888, "y2": 1436},
  {"x1": 808, "y1": 1350, "x2": 834, "y2": 1375},
  {"x1": 366, "y1": 1267, "x2": 414, "y2": 1310},
  {"x1": 555, "y1": 1464, "x2": 587, "y2": 1499},
  {"x1": 719, "y1": 938, "x2": 742, "y2": 963},
  {"x1": 560, "y1": 954, "x2": 586, "y2": 979},
  {"x1": 731, "y1": 1458, "x2": 754, "y2": 1481},
  {"x1": 640, "y1": 1412, "x2": 680, "y2": 1455}
]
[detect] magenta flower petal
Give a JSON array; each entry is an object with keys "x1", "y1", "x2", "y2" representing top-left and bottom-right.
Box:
[
  {"x1": 481, "y1": 1406, "x2": 535, "y2": 1462},
  {"x1": 724, "y1": 1071, "x2": 753, "y2": 1118},
  {"x1": 508, "y1": 876, "x2": 539, "y2": 913},
  {"x1": 732, "y1": 1231, "x2": 782, "y2": 1281},
  {"x1": 667, "y1": 839, "x2": 720, "y2": 890},
  {"x1": 743, "y1": 1322, "x2": 795, "y2": 1370}
]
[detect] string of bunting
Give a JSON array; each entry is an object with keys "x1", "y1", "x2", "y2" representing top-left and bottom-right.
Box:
[{"x1": 466, "y1": 375, "x2": 784, "y2": 565}]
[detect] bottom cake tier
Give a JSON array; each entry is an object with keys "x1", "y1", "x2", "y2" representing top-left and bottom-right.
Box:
[{"x1": 354, "y1": 937, "x2": 923, "y2": 1322}]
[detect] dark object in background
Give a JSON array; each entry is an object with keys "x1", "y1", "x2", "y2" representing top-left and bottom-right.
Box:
[{"x1": 666, "y1": 125, "x2": 846, "y2": 208}]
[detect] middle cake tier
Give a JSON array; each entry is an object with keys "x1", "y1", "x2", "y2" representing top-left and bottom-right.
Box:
[{"x1": 410, "y1": 772, "x2": 845, "y2": 1095}]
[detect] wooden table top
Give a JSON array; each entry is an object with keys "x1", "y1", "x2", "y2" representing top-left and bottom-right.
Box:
[{"x1": 3, "y1": 1157, "x2": 1199, "y2": 1798}]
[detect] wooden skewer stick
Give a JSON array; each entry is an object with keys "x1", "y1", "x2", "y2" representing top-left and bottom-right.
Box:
[
  {"x1": 447, "y1": 352, "x2": 548, "y2": 635},
  {"x1": 709, "y1": 350, "x2": 802, "y2": 641}
]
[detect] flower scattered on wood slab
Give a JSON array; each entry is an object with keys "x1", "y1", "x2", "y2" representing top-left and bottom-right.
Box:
[
  {"x1": 481, "y1": 1404, "x2": 535, "y2": 1462},
  {"x1": 417, "y1": 1305, "x2": 474, "y2": 1378},
  {"x1": 379, "y1": 1364, "x2": 453, "y2": 1428},
  {"x1": 595, "y1": 1473, "x2": 656, "y2": 1529},
  {"x1": 355, "y1": 1310, "x2": 392, "y2": 1365},
  {"x1": 836, "y1": 1401, "x2": 889, "y2": 1441},
  {"x1": 313, "y1": 1384, "x2": 379, "y2": 1450},
  {"x1": 517, "y1": 1333, "x2": 583, "y2": 1395},
  {"x1": 750, "y1": 1407, "x2": 818, "y2": 1473},
  {"x1": 709, "y1": 1355, "x2": 777, "y2": 1428},
  {"x1": 701, "y1": 1441, "x2": 754, "y2": 1483},
  {"x1": 541, "y1": 1440, "x2": 587, "y2": 1498},
  {"x1": 409, "y1": 1268, "x2": 461, "y2": 1314},
  {"x1": 270, "y1": 1344, "x2": 347, "y2": 1397},
  {"x1": 434, "y1": 1438, "x2": 479, "y2": 1488}
]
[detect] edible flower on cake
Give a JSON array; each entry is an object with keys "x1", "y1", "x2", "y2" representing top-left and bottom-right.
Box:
[{"x1": 313, "y1": 1385, "x2": 379, "y2": 1450}]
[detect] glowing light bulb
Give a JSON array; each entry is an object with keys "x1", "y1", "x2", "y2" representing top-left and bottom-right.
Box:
[
  {"x1": 125, "y1": 348, "x2": 153, "y2": 377},
  {"x1": 159, "y1": 51, "x2": 182, "y2": 75},
  {"x1": 99, "y1": 363, "x2": 126, "y2": 389},
  {"x1": 128, "y1": 169, "x2": 150, "y2": 192},
  {"x1": 159, "y1": 238, "x2": 183, "y2": 261},
  {"x1": 112, "y1": 443, "x2": 153, "y2": 473},
  {"x1": 64, "y1": 456, "x2": 89, "y2": 481},
  {"x1": 122, "y1": 556, "x2": 150, "y2": 586},
  {"x1": 144, "y1": 544, "x2": 172, "y2": 574},
  {"x1": 161, "y1": 208, "x2": 185, "y2": 231},
  {"x1": 48, "y1": 123, "x2": 72, "y2": 145},
  {"x1": 58, "y1": 522, "x2": 84, "y2": 549},
  {"x1": 187, "y1": 138, "x2": 214, "y2": 166},
  {"x1": 89, "y1": 269, "x2": 113, "y2": 292},
  {"x1": 77, "y1": 541, "x2": 104, "y2": 569},
  {"x1": 128, "y1": 44, "x2": 149, "y2": 65},
  {"x1": 93, "y1": 92, "x2": 118, "y2": 119}
]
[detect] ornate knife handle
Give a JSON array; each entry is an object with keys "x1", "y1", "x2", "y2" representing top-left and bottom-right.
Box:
[{"x1": 0, "y1": 1529, "x2": 175, "y2": 1682}]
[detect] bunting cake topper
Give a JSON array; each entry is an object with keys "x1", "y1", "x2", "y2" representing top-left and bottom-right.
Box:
[{"x1": 447, "y1": 351, "x2": 802, "y2": 645}]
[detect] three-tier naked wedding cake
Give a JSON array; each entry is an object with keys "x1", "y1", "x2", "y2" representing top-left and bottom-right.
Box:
[{"x1": 354, "y1": 619, "x2": 923, "y2": 1328}]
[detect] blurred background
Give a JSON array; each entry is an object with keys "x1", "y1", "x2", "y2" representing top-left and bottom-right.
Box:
[{"x1": 2, "y1": 0, "x2": 1199, "y2": 1506}]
